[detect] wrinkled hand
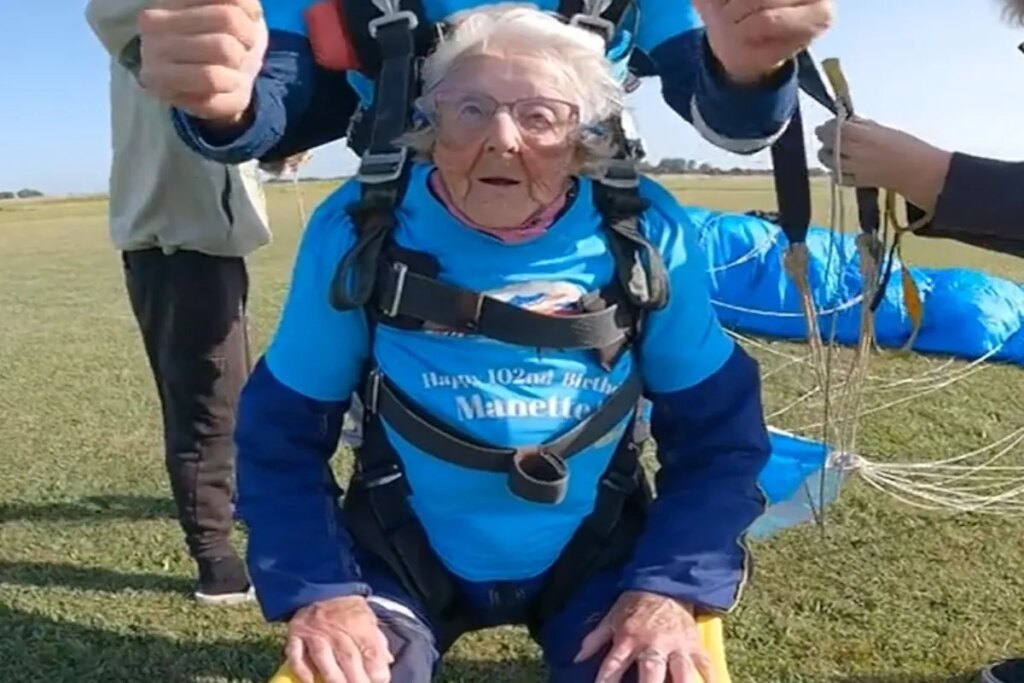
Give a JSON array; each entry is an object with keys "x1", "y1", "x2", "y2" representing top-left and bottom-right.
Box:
[
  {"x1": 286, "y1": 595, "x2": 393, "y2": 683},
  {"x1": 815, "y1": 117, "x2": 952, "y2": 211},
  {"x1": 693, "y1": 0, "x2": 834, "y2": 85},
  {"x1": 138, "y1": 0, "x2": 267, "y2": 124},
  {"x1": 575, "y1": 591, "x2": 715, "y2": 683}
]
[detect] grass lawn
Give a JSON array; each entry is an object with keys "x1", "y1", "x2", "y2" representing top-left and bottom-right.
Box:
[{"x1": 1, "y1": 176, "x2": 1022, "y2": 682}]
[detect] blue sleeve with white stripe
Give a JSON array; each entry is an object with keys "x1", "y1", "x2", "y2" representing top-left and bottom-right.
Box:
[
  {"x1": 634, "y1": 0, "x2": 798, "y2": 154},
  {"x1": 626, "y1": 179, "x2": 772, "y2": 612},
  {"x1": 171, "y1": 0, "x2": 357, "y2": 164},
  {"x1": 234, "y1": 179, "x2": 375, "y2": 621}
]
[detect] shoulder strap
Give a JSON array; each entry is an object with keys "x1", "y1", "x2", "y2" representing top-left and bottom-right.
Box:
[
  {"x1": 558, "y1": 0, "x2": 635, "y2": 43},
  {"x1": 331, "y1": 0, "x2": 426, "y2": 311},
  {"x1": 593, "y1": 172, "x2": 669, "y2": 312},
  {"x1": 338, "y1": 0, "x2": 435, "y2": 79}
]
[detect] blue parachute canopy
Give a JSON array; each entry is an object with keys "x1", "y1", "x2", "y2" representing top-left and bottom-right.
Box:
[
  {"x1": 697, "y1": 209, "x2": 1024, "y2": 535},
  {"x1": 692, "y1": 208, "x2": 1024, "y2": 366}
]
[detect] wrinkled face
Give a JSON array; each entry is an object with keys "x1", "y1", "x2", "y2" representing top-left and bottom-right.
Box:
[{"x1": 425, "y1": 51, "x2": 582, "y2": 228}]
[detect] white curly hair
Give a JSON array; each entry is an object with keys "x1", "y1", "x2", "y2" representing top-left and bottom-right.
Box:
[{"x1": 399, "y1": 3, "x2": 626, "y2": 174}]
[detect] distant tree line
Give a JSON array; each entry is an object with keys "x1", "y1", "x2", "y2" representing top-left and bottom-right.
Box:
[
  {"x1": 0, "y1": 189, "x2": 44, "y2": 200},
  {"x1": 638, "y1": 157, "x2": 828, "y2": 177}
]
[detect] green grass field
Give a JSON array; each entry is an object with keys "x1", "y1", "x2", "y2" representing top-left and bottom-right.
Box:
[{"x1": 2, "y1": 176, "x2": 1023, "y2": 682}]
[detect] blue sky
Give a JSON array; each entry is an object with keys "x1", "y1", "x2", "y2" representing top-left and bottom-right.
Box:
[{"x1": 4, "y1": 1, "x2": 1024, "y2": 194}]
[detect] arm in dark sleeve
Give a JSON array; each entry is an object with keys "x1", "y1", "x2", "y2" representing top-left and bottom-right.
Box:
[
  {"x1": 623, "y1": 179, "x2": 771, "y2": 612},
  {"x1": 621, "y1": 345, "x2": 771, "y2": 613},
  {"x1": 235, "y1": 180, "x2": 372, "y2": 621},
  {"x1": 170, "y1": 30, "x2": 355, "y2": 164},
  {"x1": 907, "y1": 152, "x2": 1024, "y2": 257},
  {"x1": 236, "y1": 360, "x2": 371, "y2": 622},
  {"x1": 645, "y1": 28, "x2": 798, "y2": 155}
]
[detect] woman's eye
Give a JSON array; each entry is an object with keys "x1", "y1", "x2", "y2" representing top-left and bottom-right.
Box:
[{"x1": 458, "y1": 103, "x2": 487, "y2": 120}]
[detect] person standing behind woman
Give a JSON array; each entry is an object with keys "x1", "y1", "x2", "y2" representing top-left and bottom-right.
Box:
[{"x1": 86, "y1": 0, "x2": 271, "y2": 606}]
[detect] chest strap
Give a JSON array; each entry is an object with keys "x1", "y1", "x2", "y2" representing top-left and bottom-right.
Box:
[
  {"x1": 372, "y1": 260, "x2": 635, "y2": 350},
  {"x1": 364, "y1": 365, "x2": 644, "y2": 505}
]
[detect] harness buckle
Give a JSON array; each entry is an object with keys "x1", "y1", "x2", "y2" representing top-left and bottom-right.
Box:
[
  {"x1": 359, "y1": 461, "x2": 405, "y2": 489},
  {"x1": 568, "y1": 13, "x2": 615, "y2": 44},
  {"x1": 357, "y1": 147, "x2": 410, "y2": 185},
  {"x1": 368, "y1": 9, "x2": 420, "y2": 39},
  {"x1": 599, "y1": 158, "x2": 640, "y2": 190},
  {"x1": 366, "y1": 368, "x2": 383, "y2": 414},
  {"x1": 379, "y1": 261, "x2": 410, "y2": 318}
]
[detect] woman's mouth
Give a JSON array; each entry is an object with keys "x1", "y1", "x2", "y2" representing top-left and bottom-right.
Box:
[{"x1": 477, "y1": 177, "x2": 521, "y2": 186}]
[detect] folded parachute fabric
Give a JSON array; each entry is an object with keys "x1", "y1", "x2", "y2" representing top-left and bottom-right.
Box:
[{"x1": 692, "y1": 209, "x2": 1024, "y2": 366}]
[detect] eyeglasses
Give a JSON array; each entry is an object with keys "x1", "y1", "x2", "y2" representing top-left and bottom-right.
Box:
[{"x1": 422, "y1": 90, "x2": 580, "y2": 146}]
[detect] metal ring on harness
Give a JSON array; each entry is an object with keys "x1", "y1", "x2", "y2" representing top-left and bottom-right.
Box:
[{"x1": 509, "y1": 448, "x2": 570, "y2": 505}]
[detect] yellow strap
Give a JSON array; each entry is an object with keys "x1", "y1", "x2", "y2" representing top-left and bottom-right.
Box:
[
  {"x1": 897, "y1": 241, "x2": 925, "y2": 352},
  {"x1": 821, "y1": 57, "x2": 854, "y2": 115},
  {"x1": 884, "y1": 188, "x2": 933, "y2": 234},
  {"x1": 268, "y1": 615, "x2": 733, "y2": 683}
]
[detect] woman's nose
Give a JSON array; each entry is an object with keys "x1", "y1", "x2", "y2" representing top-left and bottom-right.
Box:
[{"x1": 483, "y1": 110, "x2": 522, "y2": 154}]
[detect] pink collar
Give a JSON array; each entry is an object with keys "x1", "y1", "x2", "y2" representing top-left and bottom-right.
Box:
[{"x1": 428, "y1": 170, "x2": 567, "y2": 244}]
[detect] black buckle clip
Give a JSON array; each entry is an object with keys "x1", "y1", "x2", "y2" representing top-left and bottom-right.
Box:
[
  {"x1": 599, "y1": 158, "x2": 640, "y2": 190},
  {"x1": 378, "y1": 261, "x2": 409, "y2": 318},
  {"x1": 359, "y1": 461, "x2": 405, "y2": 489},
  {"x1": 368, "y1": 10, "x2": 420, "y2": 38},
  {"x1": 365, "y1": 368, "x2": 383, "y2": 414},
  {"x1": 357, "y1": 148, "x2": 409, "y2": 185}
]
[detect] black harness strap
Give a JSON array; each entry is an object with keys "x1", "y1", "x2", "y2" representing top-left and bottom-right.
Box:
[
  {"x1": 331, "y1": 0, "x2": 424, "y2": 310},
  {"x1": 769, "y1": 106, "x2": 812, "y2": 247},
  {"x1": 344, "y1": 414, "x2": 464, "y2": 625},
  {"x1": 529, "y1": 431, "x2": 649, "y2": 626},
  {"x1": 366, "y1": 366, "x2": 644, "y2": 504},
  {"x1": 339, "y1": 0, "x2": 436, "y2": 79},
  {"x1": 372, "y1": 261, "x2": 634, "y2": 349},
  {"x1": 594, "y1": 178, "x2": 669, "y2": 311}
]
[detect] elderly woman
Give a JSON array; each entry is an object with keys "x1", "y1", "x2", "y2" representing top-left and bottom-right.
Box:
[{"x1": 236, "y1": 6, "x2": 771, "y2": 683}]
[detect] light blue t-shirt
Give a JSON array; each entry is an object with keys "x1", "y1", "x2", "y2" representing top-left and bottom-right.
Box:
[{"x1": 266, "y1": 163, "x2": 733, "y2": 581}]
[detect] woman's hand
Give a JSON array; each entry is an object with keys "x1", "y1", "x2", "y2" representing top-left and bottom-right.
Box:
[
  {"x1": 815, "y1": 117, "x2": 952, "y2": 212},
  {"x1": 286, "y1": 595, "x2": 394, "y2": 683},
  {"x1": 694, "y1": 0, "x2": 834, "y2": 85},
  {"x1": 575, "y1": 590, "x2": 715, "y2": 683}
]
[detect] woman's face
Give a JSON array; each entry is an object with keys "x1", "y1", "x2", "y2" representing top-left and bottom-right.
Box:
[{"x1": 427, "y1": 51, "x2": 582, "y2": 228}]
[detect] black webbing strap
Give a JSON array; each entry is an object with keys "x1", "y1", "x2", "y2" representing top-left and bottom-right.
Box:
[
  {"x1": 338, "y1": 0, "x2": 434, "y2": 79},
  {"x1": 357, "y1": 14, "x2": 416, "y2": 186},
  {"x1": 593, "y1": 181, "x2": 669, "y2": 311},
  {"x1": 345, "y1": 419, "x2": 462, "y2": 621},
  {"x1": 330, "y1": 0, "x2": 422, "y2": 310},
  {"x1": 530, "y1": 430, "x2": 647, "y2": 625},
  {"x1": 365, "y1": 365, "x2": 644, "y2": 504},
  {"x1": 769, "y1": 104, "x2": 812, "y2": 247},
  {"x1": 373, "y1": 262, "x2": 632, "y2": 349}
]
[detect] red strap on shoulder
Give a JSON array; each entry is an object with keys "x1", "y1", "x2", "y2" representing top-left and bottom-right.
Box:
[{"x1": 304, "y1": 0, "x2": 363, "y2": 71}]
